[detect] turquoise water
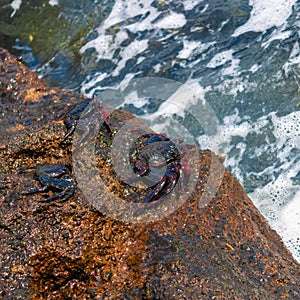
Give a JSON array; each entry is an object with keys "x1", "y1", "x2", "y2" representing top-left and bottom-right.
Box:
[{"x1": 1, "y1": 0, "x2": 299, "y2": 261}]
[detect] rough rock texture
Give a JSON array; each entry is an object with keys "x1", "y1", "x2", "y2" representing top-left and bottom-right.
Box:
[{"x1": 0, "y1": 48, "x2": 299, "y2": 299}]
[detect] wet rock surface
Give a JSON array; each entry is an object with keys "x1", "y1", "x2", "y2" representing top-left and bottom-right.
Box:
[{"x1": 0, "y1": 48, "x2": 299, "y2": 299}]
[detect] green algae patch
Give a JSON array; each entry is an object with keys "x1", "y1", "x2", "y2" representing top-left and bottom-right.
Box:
[{"x1": 0, "y1": 0, "x2": 96, "y2": 65}]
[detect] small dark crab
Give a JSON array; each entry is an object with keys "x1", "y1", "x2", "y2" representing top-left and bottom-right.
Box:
[
  {"x1": 63, "y1": 98, "x2": 92, "y2": 141},
  {"x1": 63, "y1": 98, "x2": 112, "y2": 142},
  {"x1": 124, "y1": 133, "x2": 186, "y2": 203},
  {"x1": 26, "y1": 163, "x2": 76, "y2": 202}
]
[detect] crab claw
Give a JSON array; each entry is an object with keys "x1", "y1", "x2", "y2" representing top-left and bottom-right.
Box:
[
  {"x1": 143, "y1": 162, "x2": 181, "y2": 203},
  {"x1": 63, "y1": 117, "x2": 77, "y2": 141}
]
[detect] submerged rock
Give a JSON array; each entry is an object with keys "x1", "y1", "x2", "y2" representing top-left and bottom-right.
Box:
[{"x1": 0, "y1": 48, "x2": 299, "y2": 299}]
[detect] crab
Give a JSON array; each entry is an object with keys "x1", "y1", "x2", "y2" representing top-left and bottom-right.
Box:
[
  {"x1": 26, "y1": 163, "x2": 76, "y2": 202},
  {"x1": 123, "y1": 133, "x2": 185, "y2": 203},
  {"x1": 63, "y1": 98, "x2": 112, "y2": 142},
  {"x1": 63, "y1": 98, "x2": 92, "y2": 141}
]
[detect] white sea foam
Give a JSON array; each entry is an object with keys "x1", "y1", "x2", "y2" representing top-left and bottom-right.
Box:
[
  {"x1": 179, "y1": 41, "x2": 215, "y2": 65},
  {"x1": 178, "y1": 40, "x2": 200, "y2": 59},
  {"x1": 124, "y1": 91, "x2": 148, "y2": 108},
  {"x1": 48, "y1": 0, "x2": 58, "y2": 6},
  {"x1": 182, "y1": 0, "x2": 204, "y2": 11},
  {"x1": 81, "y1": 72, "x2": 108, "y2": 98},
  {"x1": 279, "y1": 190, "x2": 300, "y2": 260},
  {"x1": 81, "y1": 1, "x2": 154, "y2": 61},
  {"x1": 250, "y1": 172, "x2": 300, "y2": 261},
  {"x1": 141, "y1": 79, "x2": 213, "y2": 139},
  {"x1": 262, "y1": 30, "x2": 293, "y2": 48},
  {"x1": 283, "y1": 41, "x2": 300, "y2": 77},
  {"x1": 206, "y1": 51, "x2": 242, "y2": 85},
  {"x1": 10, "y1": 0, "x2": 22, "y2": 17},
  {"x1": 154, "y1": 11, "x2": 186, "y2": 29},
  {"x1": 207, "y1": 50, "x2": 234, "y2": 68},
  {"x1": 249, "y1": 64, "x2": 260, "y2": 73},
  {"x1": 112, "y1": 39, "x2": 148, "y2": 76},
  {"x1": 80, "y1": 0, "x2": 186, "y2": 72},
  {"x1": 233, "y1": 0, "x2": 296, "y2": 36}
]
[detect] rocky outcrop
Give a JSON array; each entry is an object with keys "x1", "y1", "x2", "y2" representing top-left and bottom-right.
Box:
[{"x1": 0, "y1": 48, "x2": 299, "y2": 299}]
